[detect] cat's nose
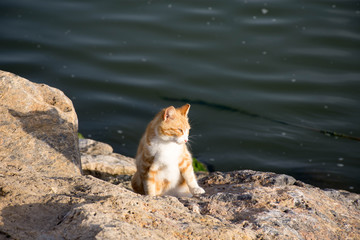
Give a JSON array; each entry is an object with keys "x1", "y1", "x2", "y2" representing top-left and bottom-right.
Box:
[{"x1": 184, "y1": 139, "x2": 188, "y2": 143}]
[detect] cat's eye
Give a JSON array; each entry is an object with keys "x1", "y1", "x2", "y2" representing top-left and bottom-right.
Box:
[{"x1": 178, "y1": 128, "x2": 183, "y2": 134}]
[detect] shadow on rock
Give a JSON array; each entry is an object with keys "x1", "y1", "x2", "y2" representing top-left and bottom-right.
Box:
[
  {"x1": 8, "y1": 108, "x2": 81, "y2": 171},
  {"x1": 0, "y1": 192, "x2": 110, "y2": 239}
]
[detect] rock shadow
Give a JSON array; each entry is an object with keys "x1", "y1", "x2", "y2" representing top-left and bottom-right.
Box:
[
  {"x1": 8, "y1": 108, "x2": 81, "y2": 171},
  {"x1": 0, "y1": 193, "x2": 110, "y2": 239}
]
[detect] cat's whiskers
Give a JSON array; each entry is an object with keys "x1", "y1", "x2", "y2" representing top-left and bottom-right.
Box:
[{"x1": 187, "y1": 134, "x2": 200, "y2": 143}]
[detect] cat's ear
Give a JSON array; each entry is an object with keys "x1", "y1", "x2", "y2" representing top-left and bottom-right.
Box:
[
  {"x1": 179, "y1": 104, "x2": 190, "y2": 116},
  {"x1": 163, "y1": 106, "x2": 176, "y2": 121}
]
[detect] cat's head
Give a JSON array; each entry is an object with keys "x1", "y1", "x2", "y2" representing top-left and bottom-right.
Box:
[{"x1": 157, "y1": 104, "x2": 191, "y2": 144}]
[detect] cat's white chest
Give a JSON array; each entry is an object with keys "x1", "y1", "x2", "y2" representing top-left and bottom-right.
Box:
[
  {"x1": 151, "y1": 140, "x2": 182, "y2": 165},
  {"x1": 149, "y1": 139, "x2": 182, "y2": 182}
]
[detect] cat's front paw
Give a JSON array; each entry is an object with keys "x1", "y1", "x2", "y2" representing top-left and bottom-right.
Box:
[{"x1": 191, "y1": 187, "x2": 205, "y2": 195}]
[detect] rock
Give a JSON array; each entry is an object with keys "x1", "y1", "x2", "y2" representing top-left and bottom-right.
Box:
[
  {"x1": 1, "y1": 71, "x2": 359, "y2": 240},
  {"x1": 0, "y1": 70, "x2": 81, "y2": 177},
  {"x1": 80, "y1": 138, "x2": 136, "y2": 176},
  {"x1": 82, "y1": 153, "x2": 136, "y2": 176},
  {"x1": 93, "y1": 170, "x2": 360, "y2": 240},
  {"x1": 79, "y1": 138, "x2": 136, "y2": 188},
  {"x1": 200, "y1": 170, "x2": 296, "y2": 187},
  {"x1": 1, "y1": 175, "x2": 251, "y2": 240},
  {"x1": 79, "y1": 138, "x2": 113, "y2": 155},
  {"x1": 81, "y1": 153, "x2": 136, "y2": 189},
  {"x1": 195, "y1": 171, "x2": 360, "y2": 239}
]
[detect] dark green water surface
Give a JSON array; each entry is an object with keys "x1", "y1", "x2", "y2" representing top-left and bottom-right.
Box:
[{"x1": 1, "y1": 0, "x2": 360, "y2": 192}]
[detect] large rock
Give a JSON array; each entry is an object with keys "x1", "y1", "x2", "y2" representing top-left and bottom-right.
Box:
[
  {"x1": 196, "y1": 171, "x2": 360, "y2": 239},
  {"x1": 79, "y1": 138, "x2": 136, "y2": 189},
  {"x1": 80, "y1": 138, "x2": 136, "y2": 177},
  {"x1": 1, "y1": 174, "x2": 250, "y2": 240},
  {"x1": 79, "y1": 138, "x2": 114, "y2": 155},
  {"x1": 0, "y1": 71, "x2": 359, "y2": 239},
  {"x1": 0, "y1": 70, "x2": 81, "y2": 177}
]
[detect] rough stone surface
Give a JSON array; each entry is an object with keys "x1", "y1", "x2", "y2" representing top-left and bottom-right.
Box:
[
  {"x1": 88, "y1": 169, "x2": 360, "y2": 240},
  {"x1": 0, "y1": 70, "x2": 81, "y2": 177},
  {"x1": 196, "y1": 171, "x2": 360, "y2": 239},
  {"x1": 79, "y1": 138, "x2": 113, "y2": 155},
  {"x1": 82, "y1": 153, "x2": 136, "y2": 176},
  {"x1": 1, "y1": 175, "x2": 252, "y2": 240},
  {"x1": 80, "y1": 138, "x2": 136, "y2": 176},
  {"x1": 1, "y1": 71, "x2": 359, "y2": 240},
  {"x1": 80, "y1": 138, "x2": 136, "y2": 188}
]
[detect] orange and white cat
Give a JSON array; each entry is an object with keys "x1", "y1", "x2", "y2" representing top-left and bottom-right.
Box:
[{"x1": 131, "y1": 104, "x2": 205, "y2": 197}]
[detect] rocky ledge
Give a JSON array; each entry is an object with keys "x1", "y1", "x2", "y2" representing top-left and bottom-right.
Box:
[{"x1": 0, "y1": 70, "x2": 359, "y2": 240}]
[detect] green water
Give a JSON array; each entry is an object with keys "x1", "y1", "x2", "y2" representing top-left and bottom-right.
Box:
[{"x1": 1, "y1": 0, "x2": 360, "y2": 192}]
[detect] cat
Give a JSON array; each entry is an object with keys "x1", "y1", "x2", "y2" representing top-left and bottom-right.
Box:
[{"x1": 131, "y1": 104, "x2": 205, "y2": 197}]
